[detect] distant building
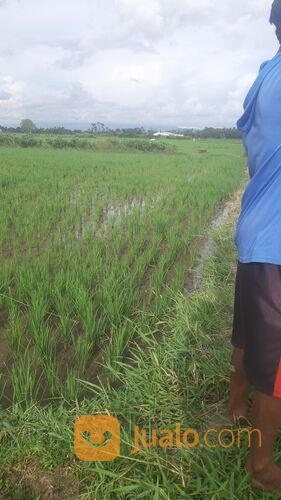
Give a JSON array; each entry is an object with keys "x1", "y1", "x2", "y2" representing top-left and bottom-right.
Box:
[{"x1": 153, "y1": 131, "x2": 184, "y2": 138}]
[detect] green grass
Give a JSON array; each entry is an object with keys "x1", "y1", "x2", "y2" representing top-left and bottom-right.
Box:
[
  {"x1": 0, "y1": 137, "x2": 258, "y2": 498},
  {"x1": 1, "y1": 200, "x2": 274, "y2": 499},
  {"x1": 0, "y1": 139, "x2": 245, "y2": 404},
  {"x1": 0, "y1": 133, "x2": 177, "y2": 153}
]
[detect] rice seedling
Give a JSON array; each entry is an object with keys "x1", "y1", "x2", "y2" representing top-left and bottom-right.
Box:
[
  {"x1": 7, "y1": 302, "x2": 23, "y2": 355},
  {"x1": 2, "y1": 179, "x2": 262, "y2": 497},
  {"x1": 11, "y1": 349, "x2": 39, "y2": 405},
  {"x1": 0, "y1": 138, "x2": 245, "y2": 406},
  {"x1": 41, "y1": 356, "x2": 61, "y2": 398},
  {"x1": 63, "y1": 367, "x2": 80, "y2": 402},
  {"x1": 106, "y1": 319, "x2": 136, "y2": 375},
  {"x1": 73, "y1": 336, "x2": 92, "y2": 374}
]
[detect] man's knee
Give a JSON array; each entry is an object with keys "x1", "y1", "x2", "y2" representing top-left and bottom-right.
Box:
[{"x1": 232, "y1": 347, "x2": 245, "y2": 372}]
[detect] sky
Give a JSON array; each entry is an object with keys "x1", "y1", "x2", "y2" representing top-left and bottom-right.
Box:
[{"x1": 0, "y1": 0, "x2": 278, "y2": 129}]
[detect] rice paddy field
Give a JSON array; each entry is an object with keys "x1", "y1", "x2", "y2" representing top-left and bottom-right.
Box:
[{"x1": 0, "y1": 137, "x2": 259, "y2": 499}]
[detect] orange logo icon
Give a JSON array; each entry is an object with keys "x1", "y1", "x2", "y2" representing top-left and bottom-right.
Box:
[{"x1": 74, "y1": 415, "x2": 120, "y2": 461}]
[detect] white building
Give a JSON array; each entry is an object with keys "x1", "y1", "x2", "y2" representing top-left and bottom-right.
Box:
[{"x1": 153, "y1": 131, "x2": 184, "y2": 138}]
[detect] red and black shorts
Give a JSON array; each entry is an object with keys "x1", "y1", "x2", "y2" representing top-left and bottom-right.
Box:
[{"x1": 232, "y1": 260, "x2": 281, "y2": 398}]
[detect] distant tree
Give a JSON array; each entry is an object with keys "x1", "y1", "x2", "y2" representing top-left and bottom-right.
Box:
[
  {"x1": 20, "y1": 119, "x2": 37, "y2": 133},
  {"x1": 97, "y1": 122, "x2": 105, "y2": 133},
  {"x1": 90, "y1": 123, "x2": 98, "y2": 134},
  {"x1": 90, "y1": 122, "x2": 106, "y2": 134}
]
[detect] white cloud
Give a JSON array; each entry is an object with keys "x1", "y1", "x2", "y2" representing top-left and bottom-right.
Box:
[{"x1": 0, "y1": 0, "x2": 278, "y2": 127}]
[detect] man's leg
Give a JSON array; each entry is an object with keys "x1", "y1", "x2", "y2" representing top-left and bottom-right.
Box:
[
  {"x1": 227, "y1": 347, "x2": 250, "y2": 422},
  {"x1": 246, "y1": 391, "x2": 281, "y2": 492}
]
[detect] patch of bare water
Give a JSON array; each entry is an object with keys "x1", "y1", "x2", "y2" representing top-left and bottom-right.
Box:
[
  {"x1": 191, "y1": 204, "x2": 229, "y2": 291},
  {"x1": 184, "y1": 191, "x2": 241, "y2": 294},
  {"x1": 63, "y1": 194, "x2": 162, "y2": 242},
  {"x1": 102, "y1": 198, "x2": 147, "y2": 233}
]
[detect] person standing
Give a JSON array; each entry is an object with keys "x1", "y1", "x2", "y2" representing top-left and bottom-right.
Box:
[{"x1": 228, "y1": 0, "x2": 281, "y2": 493}]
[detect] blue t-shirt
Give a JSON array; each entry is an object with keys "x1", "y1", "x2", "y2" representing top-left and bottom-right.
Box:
[{"x1": 235, "y1": 52, "x2": 281, "y2": 264}]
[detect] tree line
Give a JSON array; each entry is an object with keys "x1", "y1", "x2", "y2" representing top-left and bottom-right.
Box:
[{"x1": 0, "y1": 119, "x2": 242, "y2": 139}]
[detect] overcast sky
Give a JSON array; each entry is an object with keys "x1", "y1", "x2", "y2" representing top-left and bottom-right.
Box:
[{"x1": 0, "y1": 0, "x2": 278, "y2": 129}]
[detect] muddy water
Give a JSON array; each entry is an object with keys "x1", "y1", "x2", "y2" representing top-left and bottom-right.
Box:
[
  {"x1": 184, "y1": 192, "x2": 241, "y2": 294},
  {"x1": 72, "y1": 194, "x2": 161, "y2": 240}
]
